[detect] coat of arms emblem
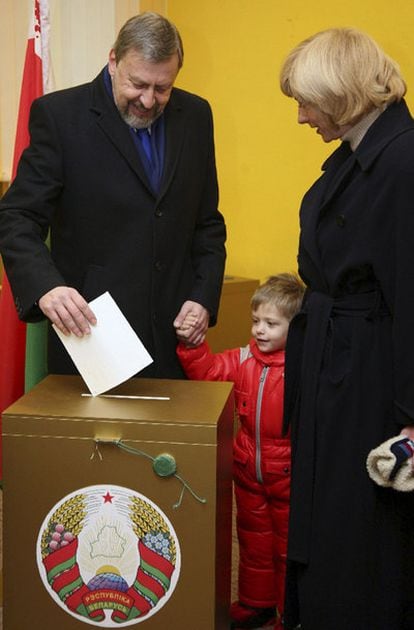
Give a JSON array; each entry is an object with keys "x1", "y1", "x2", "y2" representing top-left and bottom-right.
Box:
[{"x1": 36, "y1": 484, "x2": 181, "y2": 626}]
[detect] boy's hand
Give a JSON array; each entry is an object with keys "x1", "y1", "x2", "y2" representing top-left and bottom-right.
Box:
[
  {"x1": 176, "y1": 313, "x2": 198, "y2": 343},
  {"x1": 174, "y1": 300, "x2": 209, "y2": 347}
]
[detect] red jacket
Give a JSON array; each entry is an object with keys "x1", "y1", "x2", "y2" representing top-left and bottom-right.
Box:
[
  {"x1": 177, "y1": 338, "x2": 289, "y2": 475},
  {"x1": 177, "y1": 338, "x2": 291, "y2": 609}
]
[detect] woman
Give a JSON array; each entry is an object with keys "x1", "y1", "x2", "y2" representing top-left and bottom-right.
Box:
[{"x1": 279, "y1": 28, "x2": 414, "y2": 630}]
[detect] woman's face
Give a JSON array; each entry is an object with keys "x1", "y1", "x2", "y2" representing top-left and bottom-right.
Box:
[{"x1": 297, "y1": 102, "x2": 351, "y2": 142}]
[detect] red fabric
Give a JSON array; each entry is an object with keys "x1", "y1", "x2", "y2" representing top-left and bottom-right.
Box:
[
  {"x1": 0, "y1": 1, "x2": 44, "y2": 471},
  {"x1": 0, "y1": 276, "x2": 26, "y2": 415},
  {"x1": 177, "y1": 339, "x2": 291, "y2": 613},
  {"x1": 12, "y1": 36, "x2": 43, "y2": 175}
]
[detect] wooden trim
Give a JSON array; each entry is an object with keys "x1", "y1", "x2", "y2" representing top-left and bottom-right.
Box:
[{"x1": 0, "y1": 180, "x2": 9, "y2": 197}]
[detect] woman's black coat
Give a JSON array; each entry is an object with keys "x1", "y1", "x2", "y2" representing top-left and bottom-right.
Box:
[{"x1": 284, "y1": 99, "x2": 414, "y2": 630}]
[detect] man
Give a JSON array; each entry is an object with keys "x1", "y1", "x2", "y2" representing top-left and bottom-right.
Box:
[{"x1": 0, "y1": 12, "x2": 226, "y2": 378}]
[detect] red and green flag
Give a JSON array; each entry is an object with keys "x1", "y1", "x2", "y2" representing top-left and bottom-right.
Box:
[{"x1": 0, "y1": 0, "x2": 53, "y2": 473}]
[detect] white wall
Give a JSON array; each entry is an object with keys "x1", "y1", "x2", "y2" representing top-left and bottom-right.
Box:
[{"x1": 0, "y1": 0, "x2": 140, "y2": 181}]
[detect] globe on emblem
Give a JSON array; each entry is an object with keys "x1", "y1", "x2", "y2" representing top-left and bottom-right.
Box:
[{"x1": 87, "y1": 565, "x2": 129, "y2": 592}]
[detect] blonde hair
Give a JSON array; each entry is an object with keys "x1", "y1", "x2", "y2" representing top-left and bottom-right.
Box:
[
  {"x1": 251, "y1": 273, "x2": 305, "y2": 321},
  {"x1": 280, "y1": 27, "x2": 406, "y2": 126}
]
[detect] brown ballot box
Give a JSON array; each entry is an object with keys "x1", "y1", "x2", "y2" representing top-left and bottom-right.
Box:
[
  {"x1": 2, "y1": 375, "x2": 234, "y2": 630},
  {"x1": 206, "y1": 276, "x2": 260, "y2": 352}
]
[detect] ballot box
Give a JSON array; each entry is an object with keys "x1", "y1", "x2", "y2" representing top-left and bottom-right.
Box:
[
  {"x1": 206, "y1": 275, "x2": 260, "y2": 352},
  {"x1": 2, "y1": 375, "x2": 234, "y2": 630}
]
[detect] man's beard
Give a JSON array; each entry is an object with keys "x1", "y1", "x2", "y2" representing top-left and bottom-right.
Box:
[{"x1": 119, "y1": 100, "x2": 162, "y2": 129}]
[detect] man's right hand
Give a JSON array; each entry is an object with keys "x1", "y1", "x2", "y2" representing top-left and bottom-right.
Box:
[{"x1": 38, "y1": 286, "x2": 97, "y2": 337}]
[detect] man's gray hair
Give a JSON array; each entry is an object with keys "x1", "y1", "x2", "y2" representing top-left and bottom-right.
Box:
[{"x1": 113, "y1": 12, "x2": 184, "y2": 68}]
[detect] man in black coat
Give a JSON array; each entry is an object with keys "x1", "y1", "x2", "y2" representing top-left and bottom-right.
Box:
[{"x1": 0, "y1": 12, "x2": 226, "y2": 378}]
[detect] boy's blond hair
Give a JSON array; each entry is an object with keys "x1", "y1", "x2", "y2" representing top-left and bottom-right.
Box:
[{"x1": 251, "y1": 273, "x2": 305, "y2": 321}]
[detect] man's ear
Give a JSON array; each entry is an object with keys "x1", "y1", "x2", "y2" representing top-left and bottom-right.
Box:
[{"x1": 108, "y1": 49, "x2": 117, "y2": 77}]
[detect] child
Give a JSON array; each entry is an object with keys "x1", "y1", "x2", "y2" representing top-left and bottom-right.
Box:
[{"x1": 176, "y1": 273, "x2": 305, "y2": 630}]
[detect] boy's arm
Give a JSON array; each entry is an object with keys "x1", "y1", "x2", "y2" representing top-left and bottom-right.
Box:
[
  {"x1": 176, "y1": 341, "x2": 241, "y2": 382},
  {"x1": 174, "y1": 303, "x2": 208, "y2": 347}
]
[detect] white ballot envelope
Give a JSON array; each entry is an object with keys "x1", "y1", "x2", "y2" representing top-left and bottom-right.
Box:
[{"x1": 53, "y1": 291, "x2": 153, "y2": 396}]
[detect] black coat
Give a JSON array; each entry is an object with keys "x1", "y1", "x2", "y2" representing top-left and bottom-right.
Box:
[
  {"x1": 0, "y1": 69, "x2": 226, "y2": 378},
  {"x1": 284, "y1": 100, "x2": 414, "y2": 630}
]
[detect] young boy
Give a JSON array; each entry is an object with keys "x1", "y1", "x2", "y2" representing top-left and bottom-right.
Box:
[{"x1": 176, "y1": 273, "x2": 305, "y2": 630}]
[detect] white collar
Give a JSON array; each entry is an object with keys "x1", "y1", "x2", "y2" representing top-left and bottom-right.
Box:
[{"x1": 341, "y1": 108, "x2": 384, "y2": 150}]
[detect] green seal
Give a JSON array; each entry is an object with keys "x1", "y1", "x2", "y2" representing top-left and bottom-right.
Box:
[{"x1": 153, "y1": 453, "x2": 177, "y2": 477}]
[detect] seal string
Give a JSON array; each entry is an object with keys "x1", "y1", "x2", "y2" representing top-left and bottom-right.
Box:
[{"x1": 92, "y1": 439, "x2": 207, "y2": 509}]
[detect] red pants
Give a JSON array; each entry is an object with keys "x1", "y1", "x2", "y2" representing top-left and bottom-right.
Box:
[{"x1": 233, "y1": 451, "x2": 290, "y2": 613}]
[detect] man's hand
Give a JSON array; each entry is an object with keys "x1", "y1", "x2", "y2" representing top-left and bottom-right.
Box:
[
  {"x1": 175, "y1": 312, "x2": 199, "y2": 344},
  {"x1": 174, "y1": 300, "x2": 209, "y2": 347},
  {"x1": 38, "y1": 286, "x2": 97, "y2": 336}
]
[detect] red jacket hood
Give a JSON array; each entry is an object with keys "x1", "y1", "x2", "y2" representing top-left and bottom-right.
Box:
[{"x1": 249, "y1": 339, "x2": 285, "y2": 368}]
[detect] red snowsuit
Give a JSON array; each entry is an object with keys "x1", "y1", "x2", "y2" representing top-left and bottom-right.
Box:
[{"x1": 177, "y1": 339, "x2": 290, "y2": 613}]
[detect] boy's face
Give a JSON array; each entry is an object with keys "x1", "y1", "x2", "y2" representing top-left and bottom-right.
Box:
[{"x1": 251, "y1": 303, "x2": 290, "y2": 353}]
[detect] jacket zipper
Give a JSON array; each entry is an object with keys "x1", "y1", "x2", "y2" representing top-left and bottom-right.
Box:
[{"x1": 255, "y1": 366, "x2": 268, "y2": 483}]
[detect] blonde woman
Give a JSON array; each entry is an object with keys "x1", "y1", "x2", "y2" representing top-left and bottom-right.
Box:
[{"x1": 280, "y1": 28, "x2": 414, "y2": 630}]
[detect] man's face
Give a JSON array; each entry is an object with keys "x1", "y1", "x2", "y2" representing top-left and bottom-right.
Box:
[{"x1": 108, "y1": 48, "x2": 180, "y2": 128}]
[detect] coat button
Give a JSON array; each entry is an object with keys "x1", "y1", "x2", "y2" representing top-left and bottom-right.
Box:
[
  {"x1": 336, "y1": 214, "x2": 346, "y2": 227},
  {"x1": 154, "y1": 260, "x2": 164, "y2": 271},
  {"x1": 155, "y1": 208, "x2": 163, "y2": 217}
]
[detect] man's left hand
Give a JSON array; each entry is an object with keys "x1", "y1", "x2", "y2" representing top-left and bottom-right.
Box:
[{"x1": 174, "y1": 300, "x2": 209, "y2": 346}]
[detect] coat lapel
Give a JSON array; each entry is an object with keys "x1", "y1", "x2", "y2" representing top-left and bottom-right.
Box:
[
  {"x1": 89, "y1": 70, "x2": 155, "y2": 196},
  {"x1": 157, "y1": 90, "x2": 186, "y2": 200},
  {"x1": 354, "y1": 99, "x2": 414, "y2": 171},
  {"x1": 89, "y1": 75, "x2": 187, "y2": 201},
  {"x1": 300, "y1": 142, "x2": 354, "y2": 282},
  {"x1": 306, "y1": 99, "x2": 414, "y2": 241},
  {"x1": 318, "y1": 142, "x2": 355, "y2": 209},
  {"x1": 300, "y1": 100, "x2": 414, "y2": 290}
]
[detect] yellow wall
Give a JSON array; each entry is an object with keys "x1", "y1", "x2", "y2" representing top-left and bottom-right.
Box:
[
  {"x1": 2, "y1": 2, "x2": 414, "y2": 285},
  {"x1": 167, "y1": 0, "x2": 414, "y2": 282},
  {"x1": 0, "y1": 0, "x2": 141, "y2": 182}
]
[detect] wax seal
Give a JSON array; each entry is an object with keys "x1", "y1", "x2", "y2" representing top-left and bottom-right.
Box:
[{"x1": 153, "y1": 453, "x2": 177, "y2": 477}]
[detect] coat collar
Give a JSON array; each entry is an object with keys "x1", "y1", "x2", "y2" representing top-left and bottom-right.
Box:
[
  {"x1": 314, "y1": 100, "x2": 414, "y2": 210},
  {"x1": 320, "y1": 99, "x2": 414, "y2": 176},
  {"x1": 88, "y1": 68, "x2": 186, "y2": 200},
  {"x1": 249, "y1": 339, "x2": 285, "y2": 367},
  {"x1": 299, "y1": 100, "x2": 414, "y2": 293},
  {"x1": 314, "y1": 100, "x2": 414, "y2": 217},
  {"x1": 352, "y1": 99, "x2": 414, "y2": 171}
]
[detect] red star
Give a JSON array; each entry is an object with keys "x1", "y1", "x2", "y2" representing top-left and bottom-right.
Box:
[{"x1": 102, "y1": 491, "x2": 114, "y2": 503}]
